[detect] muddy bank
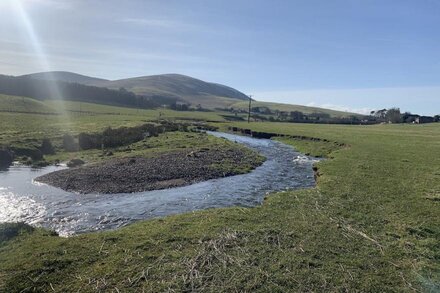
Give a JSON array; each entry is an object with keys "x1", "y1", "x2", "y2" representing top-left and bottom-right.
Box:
[{"x1": 36, "y1": 147, "x2": 264, "y2": 194}]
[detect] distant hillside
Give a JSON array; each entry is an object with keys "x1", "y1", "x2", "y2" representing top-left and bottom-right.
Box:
[
  {"x1": 231, "y1": 101, "x2": 363, "y2": 118},
  {"x1": 22, "y1": 72, "x2": 250, "y2": 109},
  {"x1": 9, "y1": 71, "x2": 363, "y2": 117},
  {"x1": 0, "y1": 75, "x2": 163, "y2": 109},
  {"x1": 20, "y1": 71, "x2": 108, "y2": 86},
  {"x1": 96, "y1": 74, "x2": 250, "y2": 107}
]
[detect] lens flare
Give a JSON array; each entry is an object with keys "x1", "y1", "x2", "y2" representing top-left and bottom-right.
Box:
[
  {"x1": 12, "y1": 1, "x2": 51, "y2": 73},
  {"x1": 12, "y1": 0, "x2": 71, "y2": 127}
]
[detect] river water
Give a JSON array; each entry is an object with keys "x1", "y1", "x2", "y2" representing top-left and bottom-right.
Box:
[{"x1": 0, "y1": 132, "x2": 319, "y2": 236}]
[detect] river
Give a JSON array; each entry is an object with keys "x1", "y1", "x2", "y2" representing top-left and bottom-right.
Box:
[{"x1": 0, "y1": 132, "x2": 319, "y2": 236}]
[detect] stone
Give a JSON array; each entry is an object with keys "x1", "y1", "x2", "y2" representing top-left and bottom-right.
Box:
[{"x1": 67, "y1": 159, "x2": 85, "y2": 168}]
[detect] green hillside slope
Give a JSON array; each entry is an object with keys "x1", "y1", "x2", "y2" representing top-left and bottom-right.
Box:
[
  {"x1": 18, "y1": 72, "x2": 251, "y2": 109},
  {"x1": 96, "y1": 74, "x2": 249, "y2": 109},
  {"x1": 0, "y1": 94, "x2": 57, "y2": 113},
  {"x1": 14, "y1": 72, "x2": 363, "y2": 116}
]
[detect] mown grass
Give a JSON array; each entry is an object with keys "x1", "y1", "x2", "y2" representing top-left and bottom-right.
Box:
[{"x1": 0, "y1": 118, "x2": 439, "y2": 291}]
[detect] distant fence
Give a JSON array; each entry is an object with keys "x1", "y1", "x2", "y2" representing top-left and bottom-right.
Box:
[
  {"x1": 0, "y1": 109, "x2": 136, "y2": 116},
  {"x1": 0, "y1": 110, "x2": 60, "y2": 115}
]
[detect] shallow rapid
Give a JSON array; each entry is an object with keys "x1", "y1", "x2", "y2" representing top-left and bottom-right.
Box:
[{"x1": 0, "y1": 132, "x2": 319, "y2": 236}]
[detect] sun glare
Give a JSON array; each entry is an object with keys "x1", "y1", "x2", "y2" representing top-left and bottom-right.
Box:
[
  {"x1": 11, "y1": 0, "x2": 51, "y2": 71},
  {"x1": 10, "y1": 0, "x2": 70, "y2": 124}
]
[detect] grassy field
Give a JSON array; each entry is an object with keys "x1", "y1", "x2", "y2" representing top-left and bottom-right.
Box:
[
  {"x1": 45, "y1": 100, "x2": 230, "y2": 121},
  {"x1": 1, "y1": 118, "x2": 439, "y2": 291},
  {"x1": 0, "y1": 99, "x2": 228, "y2": 149},
  {"x1": 0, "y1": 94, "x2": 57, "y2": 113}
]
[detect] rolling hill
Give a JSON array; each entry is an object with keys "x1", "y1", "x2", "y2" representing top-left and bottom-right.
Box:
[
  {"x1": 0, "y1": 75, "x2": 161, "y2": 109},
  {"x1": 20, "y1": 71, "x2": 108, "y2": 86},
  {"x1": 96, "y1": 74, "x2": 249, "y2": 100},
  {"x1": 16, "y1": 71, "x2": 361, "y2": 117},
  {"x1": 20, "y1": 72, "x2": 250, "y2": 109},
  {"x1": 0, "y1": 94, "x2": 57, "y2": 114}
]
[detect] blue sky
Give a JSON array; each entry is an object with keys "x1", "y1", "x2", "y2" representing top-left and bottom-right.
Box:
[{"x1": 0, "y1": 0, "x2": 439, "y2": 115}]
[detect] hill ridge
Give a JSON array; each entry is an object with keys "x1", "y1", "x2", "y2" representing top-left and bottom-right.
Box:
[
  {"x1": 20, "y1": 71, "x2": 249, "y2": 108},
  {"x1": 20, "y1": 71, "x2": 108, "y2": 85}
]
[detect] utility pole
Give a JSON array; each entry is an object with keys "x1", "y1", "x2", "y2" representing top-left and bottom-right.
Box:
[{"x1": 248, "y1": 95, "x2": 252, "y2": 123}]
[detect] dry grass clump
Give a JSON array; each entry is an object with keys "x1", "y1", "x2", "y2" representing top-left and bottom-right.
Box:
[{"x1": 183, "y1": 230, "x2": 249, "y2": 292}]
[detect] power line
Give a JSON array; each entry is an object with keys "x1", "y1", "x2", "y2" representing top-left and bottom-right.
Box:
[{"x1": 248, "y1": 94, "x2": 252, "y2": 123}]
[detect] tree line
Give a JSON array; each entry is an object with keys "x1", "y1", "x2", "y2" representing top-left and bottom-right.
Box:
[
  {"x1": 222, "y1": 106, "x2": 439, "y2": 124},
  {"x1": 370, "y1": 108, "x2": 440, "y2": 124}
]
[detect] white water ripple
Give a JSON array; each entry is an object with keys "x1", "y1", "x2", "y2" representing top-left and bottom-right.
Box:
[{"x1": 0, "y1": 190, "x2": 46, "y2": 224}]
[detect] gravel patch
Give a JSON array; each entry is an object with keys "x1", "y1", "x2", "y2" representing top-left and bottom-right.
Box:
[{"x1": 36, "y1": 148, "x2": 263, "y2": 194}]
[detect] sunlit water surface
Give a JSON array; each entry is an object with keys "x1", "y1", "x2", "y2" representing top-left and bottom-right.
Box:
[{"x1": 0, "y1": 132, "x2": 319, "y2": 236}]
